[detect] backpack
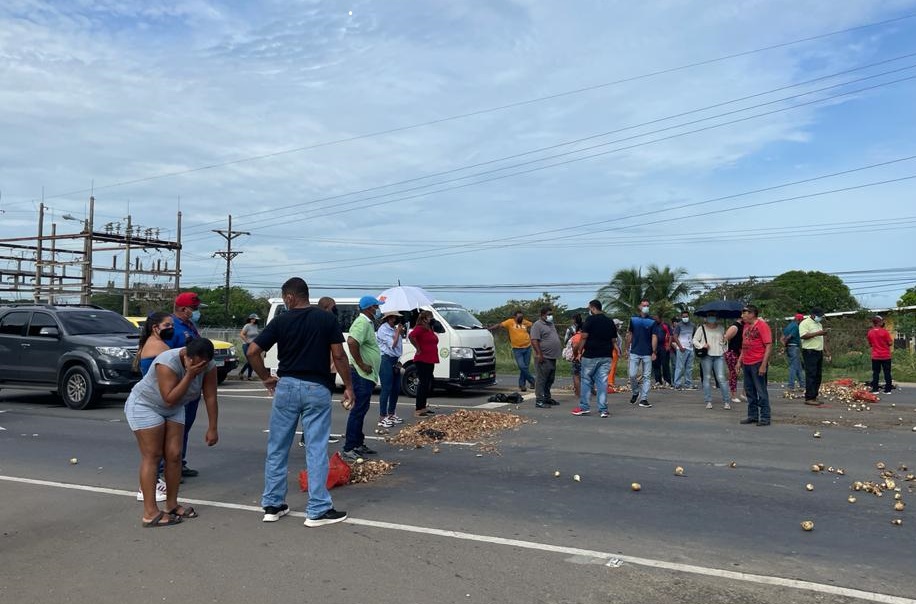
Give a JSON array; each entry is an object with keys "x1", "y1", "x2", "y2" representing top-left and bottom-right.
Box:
[{"x1": 562, "y1": 332, "x2": 582, "y2": 361}]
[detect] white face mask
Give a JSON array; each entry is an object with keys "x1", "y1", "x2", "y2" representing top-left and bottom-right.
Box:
[
  {"x1": 545, "y1": 314, "x2": 554, "y2": 323},
  {"x1": 681, "y1": 317, "x2": 689, "y2": 323},
  {"x1": 640, "y1": 306, "x2": 650, "y2": 314}
]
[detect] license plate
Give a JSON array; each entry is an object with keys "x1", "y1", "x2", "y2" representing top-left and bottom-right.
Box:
[
  {"x1": 480, "y1": 372, "x2": 492, "y2": 379},
  {"x1": 215, "y1": 360, "x2": 225, "y2": 368}
]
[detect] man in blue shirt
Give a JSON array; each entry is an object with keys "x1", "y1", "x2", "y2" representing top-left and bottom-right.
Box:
[
  {"x1": 626, "y1": 299, "x2": 658, "y2": 408},
  {"x1": 781, "y1": 313, "x2": 805, "y2": 390},
  {"x1": 163, "y1": 291, "x2": 205, "y2": 478}
]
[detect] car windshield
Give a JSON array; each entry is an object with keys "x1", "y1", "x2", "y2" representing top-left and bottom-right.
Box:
[
  {"x1": 59, "y1": 310, "x2": 139, "y2": 335},
  {"x1": 433, "y1": 304, "x2": 483, "y2": 329}
]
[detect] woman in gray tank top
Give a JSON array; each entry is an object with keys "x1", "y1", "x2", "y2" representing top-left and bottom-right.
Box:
[{"x1": 124, "y1": 338, "x2": 220, "y2": 527}]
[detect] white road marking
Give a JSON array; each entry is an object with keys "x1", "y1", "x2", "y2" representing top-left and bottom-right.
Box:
[
  {"x1": 474, "y1": 402, "x2": 509, "y2": 409},
  {"x1": 0, "y1": 426, "x2": 6, "y2": 431},
  {"x1": 257, "y1": 429, "x2": 475, "y2": 446},
  {"x1": 0, "y1": 474, "x2": 912, "y2": 604}
]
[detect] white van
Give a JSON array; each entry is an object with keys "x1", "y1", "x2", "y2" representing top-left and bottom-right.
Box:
[{"x1": 263, "y1": 297, "x2": 496, "y2": 396}]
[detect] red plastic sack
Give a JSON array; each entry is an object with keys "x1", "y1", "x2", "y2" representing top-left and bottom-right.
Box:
[
  {"x1": 832, "y1": 378, "x2": 856, "y2": 387},
  {"x1": 299, "y1": 452, "x2": 351, "y2": 491},
  {"x1": 852, "y1": 390, "x2": 879, "y2": 403}
]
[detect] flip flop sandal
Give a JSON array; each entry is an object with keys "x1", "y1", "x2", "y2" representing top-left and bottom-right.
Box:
[
  {"x1": 167, "y1": 505, "x2": 199, "y2": 519},
  {"x1": 142, "y1": 511, "x2": 182, "y2": 528}
]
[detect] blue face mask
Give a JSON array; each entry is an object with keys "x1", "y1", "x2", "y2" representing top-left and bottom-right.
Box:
[
  {"x1": 706, "y1": 317, "x2": 717, "y2": 324},
  {"x1": 191, "y1": 310, "x2": 201, "y2": 324},
  {"x1": 814, "y1": 316, "x2": 823, "y2": 324}
]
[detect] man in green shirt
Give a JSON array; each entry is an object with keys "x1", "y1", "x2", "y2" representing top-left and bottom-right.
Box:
[
  {"x1": 799, "y1": 307, "x2": 828, "y2": 405},
  {"x1": 343, "y1": 295, "x2": 382, "y2": 461}
]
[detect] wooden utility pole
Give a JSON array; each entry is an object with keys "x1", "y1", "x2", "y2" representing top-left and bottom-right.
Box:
[
  {"x1": 35, "y1": 203, "x2": 44, "y2": 303},
  {"x1": 212, "y1": 215, "x2": 249, "y2": 312}
]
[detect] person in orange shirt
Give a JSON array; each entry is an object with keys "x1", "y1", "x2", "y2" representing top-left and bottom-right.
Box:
[{"x1": 489, "y1": 310, "x2": 536, "y2": 392}]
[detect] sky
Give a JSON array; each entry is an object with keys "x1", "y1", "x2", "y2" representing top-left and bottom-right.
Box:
[{"x1": 2, "y1": 0, "x2": 916, "y2": 313}]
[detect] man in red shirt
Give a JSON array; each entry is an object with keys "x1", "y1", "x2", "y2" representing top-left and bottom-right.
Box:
[
  {"x1": 866, "y1": 315, "x2": 894, "y2": 394},
  {"x1": 737, "y1": 304, "x2": 773, "y2": 426}
]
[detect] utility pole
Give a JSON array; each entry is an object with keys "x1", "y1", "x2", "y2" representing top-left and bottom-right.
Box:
[
  {"x1": 123, "y1": 214, "x2": 132, "y2": 315},
  {"x1": 35, "y1": 203, "x2": 44, "y2": 303},
  {"x1": 212, "y1": 215, "x2": 249, "y2": 312}
]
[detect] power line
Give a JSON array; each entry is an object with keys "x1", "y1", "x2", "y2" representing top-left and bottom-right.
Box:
[
  {"x1": 26, "y1": 12, "x2": 916, "y2": 205},
  {"x1": 179, "y1": 51, "x2": 916, "y2": 236},
  {"x1": 182, "y1": 62, "x2": 916, "y2": 240},
  {"x1": 183, "y1": 70, "x2": 916, "y2": 244}
]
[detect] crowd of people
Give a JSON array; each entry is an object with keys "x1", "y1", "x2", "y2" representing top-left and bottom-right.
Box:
[
  {"x1": 491, "y1": 300, "x2": 897, "y2": 426},
  {"x1": 124, "y1": 282, "x2": 897, "y2": 528}
]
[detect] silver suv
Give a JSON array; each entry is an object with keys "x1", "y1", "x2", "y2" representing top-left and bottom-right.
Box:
[{"x1": 0, "y1": 304, "x2": 141, "y2": 409}]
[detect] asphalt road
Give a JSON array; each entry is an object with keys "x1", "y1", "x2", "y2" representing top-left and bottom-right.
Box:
[{"x1": 1, "y1": 376, "x2": 914, "y2": 604}]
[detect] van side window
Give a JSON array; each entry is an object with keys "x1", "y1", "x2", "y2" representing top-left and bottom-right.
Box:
[
  {"x1": 28, "y1": 313, "x2": 59, "y2": 337},
  {"x1": 336, "y1": 305, "x2": 361, "y2": 332},
  {"x1": 0, "y1": 311, "x2": 29, "y2": 336}
]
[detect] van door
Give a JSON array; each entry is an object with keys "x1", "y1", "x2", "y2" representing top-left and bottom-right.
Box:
[
  {"x1": 0, "y1": 310, "x2": 30, "y2": 380},
  {"x1": 22, "y1": 312, "x2": 62, "y2": 384}
]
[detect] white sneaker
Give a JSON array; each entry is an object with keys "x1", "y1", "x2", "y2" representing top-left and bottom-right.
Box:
[
  {"x1": 705, "y1": 402, "x2": 713, "y2": 410},
  {"x1": 724, "y1": 402, "x2": 732, "y2": 410},
  {"x1": 388, "y1": 414, "x2": 404, "y2": 424},
  {"x1": 137, "y1": 478, "x2": 167, "y2": 502},
  {"x1": 731, "y1": 397, "x2": 741, "y2": 404},
  {"x1": 377, "y1": 417, "x2": 394, "y2": 428}
]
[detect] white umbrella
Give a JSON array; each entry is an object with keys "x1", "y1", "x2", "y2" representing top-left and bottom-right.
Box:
[{"x1": 378, "y1": 285, "x2": 434, "y2": 312}]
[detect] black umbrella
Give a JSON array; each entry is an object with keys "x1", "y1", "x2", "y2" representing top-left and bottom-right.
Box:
[{"x1": 694, "y1": 300, "x2": 744, "y2": 319}]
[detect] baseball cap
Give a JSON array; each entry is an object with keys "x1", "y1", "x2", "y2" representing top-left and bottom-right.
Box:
[
  {"x1": 175, "y1": 292, "x2": 206, "y2": 308},
  {"x1": 873, "y1": 315, "x2": 884, "y2": 323},
  {"x1": 794, "y1": 313, "x2": 804, "y2": 321},
  {"x1": 359, "y1": 295, "x2": 381, "y2": 310}
]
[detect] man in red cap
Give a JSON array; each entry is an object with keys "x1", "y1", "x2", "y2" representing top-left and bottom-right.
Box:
[
  {"x1": 780, "y1": 313, "x2": 805, "y2": 390},
  {"x1": 163, "y1": 291, "x2": 207, "y2": 477}
]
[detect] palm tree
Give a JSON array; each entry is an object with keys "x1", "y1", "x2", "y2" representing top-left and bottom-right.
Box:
[
  {"x1": 644, "y1": 264, "x2": 690, "y2": 320},
  {"x1": 597, "y1": 267, "x2": 646, "y2": 317}
]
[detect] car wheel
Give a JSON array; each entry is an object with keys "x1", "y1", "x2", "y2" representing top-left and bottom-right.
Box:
[
  {"x1": 217, "y1": 367, "x2": 230, "y2": 385},
  {"x1": 60, "y1": 365, "x2": 101, "y2": 410},
  {"x1": 401, "y1": 364, "x2": 419, "y2": 398}
]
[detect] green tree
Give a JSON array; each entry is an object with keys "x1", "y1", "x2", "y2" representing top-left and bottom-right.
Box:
[
  {"x1": 644, "y1": 264, "x2": 690, "y2": 321},
  {"x1": 596, "y1": 267, "x2": 646, "y2": 317},
  {"x1": 477, "y1": 293, "x2": 567, "y2": 328},
  {"x1": 769, "y1": 270, "x2": 858, "y2": 315},
  {"x1": 896, "y1": 287, "x2": 916, "y2": 336}
]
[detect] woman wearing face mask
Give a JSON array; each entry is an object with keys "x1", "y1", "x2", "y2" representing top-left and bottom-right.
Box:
[
  {"x1": 723, "y1": 316, "x2": 744, "y2": 404},
  {"x1": 409, "y1": 310, "x2": 439, "y2": 417},
  {"x1": 125, "y1": 338, "x2": 220, "y2": 527},
  {"x1": 132, "y1": 312, "x2": 175, "y2": 503},
  {"x1": 564, "y1": 314, "x2": 584, "y2": 398},
  {"x1": 692, "y1": 312, "x2": 731, "y2": 410}
]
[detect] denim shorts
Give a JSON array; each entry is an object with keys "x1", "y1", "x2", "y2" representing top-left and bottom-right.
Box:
[{"x1": 124, "y1": 400, "x2": 185, "y2": 431}]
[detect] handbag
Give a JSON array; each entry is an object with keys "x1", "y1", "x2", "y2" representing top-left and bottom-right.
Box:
[{"x1": 695, "y1": 325, "x2": 709, "y2": 358}]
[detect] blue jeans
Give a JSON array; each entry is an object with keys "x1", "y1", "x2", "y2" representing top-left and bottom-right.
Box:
[
  {"x1": 786, "y1": 345, "x2": 804, "y2": 389},
  {"x1": 240, "y1": 343, "x2": 253, "y2": 378},
  {"x1": 378, "y1": 355, "x2": 401, "y2": 417},
  {"x1": 345, "y1": 369, "x2": 374, "y2": 451},
  {"x1": 628, "y1": 353, "x2": 652, "y2": 401},
  {"x1": 261, "y1": 377, "x2": 333, "y2": 519},
  {"x1": 742, "y1": 363, "x2": 770, "y2": 423},
  {"x1": 579, "y1": 356, "x2": 610, "y2": 413},
  {"x1": 700, "y1": 355, "x2": 730, "y2": 404},
  {"x1": 674, "y1": 348, "x2": 694, "y2": 388},
  {"x1": 512, "y1": 347, "x2": 535, "y2": 388}
]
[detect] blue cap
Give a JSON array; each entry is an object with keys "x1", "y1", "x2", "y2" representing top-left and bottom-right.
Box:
[{"x1": 359, "y1": 295, "x2": 381, "y2": 310}]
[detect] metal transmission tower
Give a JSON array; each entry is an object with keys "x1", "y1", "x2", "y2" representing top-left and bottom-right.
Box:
[{"x1": 212, "y1": 215, "x2": 249, "y2": 311}]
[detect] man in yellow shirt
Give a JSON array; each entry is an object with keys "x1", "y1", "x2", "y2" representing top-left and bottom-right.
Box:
[
  {"x1": 489, "y1": 310, "x2": 536, "y2": 392},
  {"x1": 799, "y1": 307, "x2": 828, "y2": 405}
]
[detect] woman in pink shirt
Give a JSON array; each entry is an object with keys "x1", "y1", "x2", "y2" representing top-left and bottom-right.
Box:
[{"x1": 409, "y1": 310, "x2": 440, "y2": 417}]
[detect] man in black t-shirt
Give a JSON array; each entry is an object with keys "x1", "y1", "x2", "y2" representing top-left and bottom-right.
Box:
[
  {"x1": 247, "y1": 277, "x2": 353, "y2": 528},
  {"x1": 571, "y1": 299, "x2": 618, "y2": 418}
]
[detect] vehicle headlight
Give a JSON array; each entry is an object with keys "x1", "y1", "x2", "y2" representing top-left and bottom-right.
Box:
[
  {"x1": 96, "y1": 346, "x2": 134, "y2": 360},
  {"x1": 451, "y1": 347, "x2": 474, "y2": 359},
  {"x1": 227, "y1": 347, "x2": 237, "y2": 357}
]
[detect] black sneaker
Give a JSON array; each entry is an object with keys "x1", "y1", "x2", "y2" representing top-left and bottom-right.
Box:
[
  {"x1": 262, "y1": 504, "x2": 290, "y2": 522},
  {"x1": 304, "y1": 508, "x2": 348, "y2": 527},
  {"x1": 535, "y1": 401, "x2": 550, "y2": 408},
  {"x1": 354, "y1": 444, "x2": 377, "y2": 455},
  {"x1": 739, "y1": 418, "x2": 758, "y2": 425},
  {"x1": 629, "y1": 394, "x2": 638, "y2": 405},
  {"x1": 181, "y1": 466, "x2": 199, "y2": 478},
  {"x1": 638, "y1": 400, "x2": 652, "y2": 408},
  {"x1": 757, "y1": 421, "x2": 771, "y2": 427},
  {"x1": 547, "y1": 398, "x2": 560, "y2": 406}
]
